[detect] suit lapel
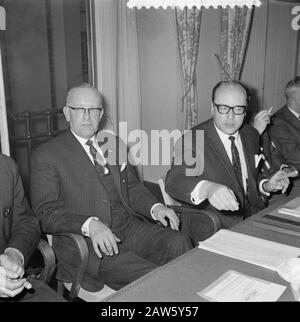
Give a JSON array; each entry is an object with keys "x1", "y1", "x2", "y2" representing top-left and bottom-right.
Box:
[
  {"x1": 108, "y1": 164, "x2": 122, "y2": 196},
  {"x1": 206, "y1": 121, "x2": 238, "y2": 186},
  {"x1": 240, "y1": 127, "x2": 256, "y2": 178},
  {"x1": 64, "y1": 130, "x2": 98, "y2": 176},
  {"x1": 239, "y1": 127, "x2": 257, "y2": 196}
]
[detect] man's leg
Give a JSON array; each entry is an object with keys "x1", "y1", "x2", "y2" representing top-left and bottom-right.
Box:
[
  {"x1": 118, "y1": 219, "x2": 193, "y2": 266},
  {"x1": 96, "y1": 243, "x2": 158, "y2": 290}
]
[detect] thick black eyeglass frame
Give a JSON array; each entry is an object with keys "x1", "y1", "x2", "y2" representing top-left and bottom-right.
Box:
[{"x1": 213, "y1": 102, "x2": 247, "y2": 115}]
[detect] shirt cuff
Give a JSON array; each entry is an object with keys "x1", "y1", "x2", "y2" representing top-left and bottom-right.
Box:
[
  {"x1": 190, "y1": 180, "x2": 208, "y2": 205},
  {"x1": 81, "y1": 217, "x2": 99, "y2": 237},
  {"x1": 259, "y1": 179, "x2": 270, "y2": 196},
  {"x1": 150, "y1": 203, "x2": 164, "y2": 220},
  {"x1": 4, "y1": 248, "x2": 24, "y2": 266}
]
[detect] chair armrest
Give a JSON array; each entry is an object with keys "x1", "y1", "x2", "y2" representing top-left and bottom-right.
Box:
[
  {"x1": 37, "y1": 239, "x2": 56, "y2": 284},
  {"x1": 170, "y1": 205, "x2": 222, "y2": 234},
  {"x1": 51, "y1": 233, "x2": 89, "y2": 299}
]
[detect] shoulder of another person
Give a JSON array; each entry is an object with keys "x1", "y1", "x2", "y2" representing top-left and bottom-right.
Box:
[{"x1": 0, "y1": 154, "x2": 18, "y2": 178}]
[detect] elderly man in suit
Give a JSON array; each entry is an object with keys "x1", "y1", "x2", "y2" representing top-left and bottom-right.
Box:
[
  {"x1": 30, "y1": 84, "x2": 192, "y2": 292},
  {"x1": 0, "y1": 153, "x2": 64, "y2": 301},
  {"x1": 166, "y1": 81, "x2": 290, "y2": 238},
  {"x1": 269, "y1": 77, "x2": 300, "y2": 171}
]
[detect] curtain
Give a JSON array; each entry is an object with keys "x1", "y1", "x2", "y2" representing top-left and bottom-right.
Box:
[
  {"x1": 0, "y1": 6, "x2": 9, "y2": 155},
  {"x1": 93, "y1": 0, "x2": 141, "y2": 134},
  {"x1": 175, "y1": 7, "x2": 202, "y2": 130},
  {"x1": 93, "y1": 0, "x2": 142, "y2": 176},
  {"x1": 219, "y1": 6, "x2": 254, "y2": 81}
]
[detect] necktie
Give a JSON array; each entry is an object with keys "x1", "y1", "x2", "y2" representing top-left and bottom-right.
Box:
[
  {"x1": 86, "y1": 140, "x2": 105, "y2": 178},
  {"x1": 228, "y1": 136, "x2": 244, "y2": 193}
]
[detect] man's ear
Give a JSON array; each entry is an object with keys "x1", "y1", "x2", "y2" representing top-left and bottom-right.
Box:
[
  {"x1": 63, "y1": 106, "x2": 70, "y2": 122},
  {"x1": 211, "y1": 103, "x2": 214, "y2": 115}
]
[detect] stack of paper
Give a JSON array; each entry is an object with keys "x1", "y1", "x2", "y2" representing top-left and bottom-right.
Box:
[
  {"x1": 198, "y1": 270, "x2": 286, "y2": 302},
  {"x1": 198, "y1": 229, "x2": 300, "y2": 271}
]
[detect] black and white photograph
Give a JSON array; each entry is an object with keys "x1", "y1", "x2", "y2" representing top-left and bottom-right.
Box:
[{"x1": 0, "y1": 0, "x2": 300, "y2": 308}]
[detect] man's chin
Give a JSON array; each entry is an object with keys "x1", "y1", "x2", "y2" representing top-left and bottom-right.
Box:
[{"x1": 223, "y1": 127, "x2": 238, "y2": 135}]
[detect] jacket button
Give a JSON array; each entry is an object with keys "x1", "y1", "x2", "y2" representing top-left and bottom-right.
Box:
[{"x1": 3, "y1": 208, "x2": 10, "y2": 217}]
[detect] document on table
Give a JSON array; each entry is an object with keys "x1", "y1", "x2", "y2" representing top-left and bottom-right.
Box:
[
  {"x1": 198, "y1": 270, "x2": 286, "y2": 302},
  {"x1": 198, "y1": 229, "x2": 300, "y2": 271},
  {"x1": 278, "y1": 197, "x2": 300, "y2": 217}
]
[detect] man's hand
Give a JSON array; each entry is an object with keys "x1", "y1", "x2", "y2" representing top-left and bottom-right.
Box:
[
  {"x1": 0, "y1": 249, "x2": 24, "y2": 279},
  {"x1": 152, "y1": 204, "x2": 180, "y2": 231},
  {"x1": 0, "y1": 266, "x2": 31, "y2": 298},
  {"x1": 253, "y1": 109, "x2": 273, "y2": 135},
  {"x1": 263, "y1": 170, "x2": 290, "y2": 194},
  {"x1": 89, "y1": 219, "x2": 120, "y2": 258},
  {"x1": 203, "y1": 182, "x2": 239, "y2": 211}
]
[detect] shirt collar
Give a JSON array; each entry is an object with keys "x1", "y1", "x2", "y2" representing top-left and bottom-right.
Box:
[
  {"x1": 70, "y1": 129, "x2": 96, "y2": 147},
  {"x1": 288, "y1": 106, "x2": 300, "y2": 119},
  {"x1": 214, "y1": 124, "x2": 240, "y2": 144}
]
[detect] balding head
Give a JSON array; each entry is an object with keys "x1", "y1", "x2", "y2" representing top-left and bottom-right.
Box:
[{"x1": 66, "y1": 83, "x2": 103, "y2": 107}]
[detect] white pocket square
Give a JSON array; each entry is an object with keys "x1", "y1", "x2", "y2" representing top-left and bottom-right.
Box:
[
  {"x1": 254, "y1": 154, "x2": 264, "y2": 168},
  {"x1": 120, "y1": 163, "x2": 126, "y2": 172}
]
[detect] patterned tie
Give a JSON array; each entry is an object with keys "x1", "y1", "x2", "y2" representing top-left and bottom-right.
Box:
[
  {"x1": 86, "y1": 140, "x2": 105, "y2": 178},
  {"x1": 228, "y1": 136, "x2": 244, "y2": 193}
]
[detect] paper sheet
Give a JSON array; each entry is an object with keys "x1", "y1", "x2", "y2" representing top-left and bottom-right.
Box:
[
  {"x1": 278, "y1": 197, "x2": 300, "y2": 217},
  {"x1": 198, "y1": 229, "x2": 300, "y2": 271},
  {"x1": 198, "y1": 270, "x2": 286, "y2": 302}
]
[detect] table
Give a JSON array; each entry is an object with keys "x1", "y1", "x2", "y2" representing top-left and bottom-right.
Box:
[{"x1": 103, "y1": 193, "x2": 300, "y2": 302}]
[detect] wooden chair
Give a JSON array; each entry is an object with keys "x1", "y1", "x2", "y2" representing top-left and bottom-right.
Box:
[
  {"x1": 158, "y1": 178, "x2": 222, "y2": 238},
  {"x1": 25, "y1": 239, "x2": 56, "y2": 285},
  {"x1": 47, "y1": 233, "x2": 115, "y2": 302}
]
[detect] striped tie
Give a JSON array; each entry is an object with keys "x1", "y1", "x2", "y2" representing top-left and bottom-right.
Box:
[
  {"x1": 229, "y1": 136, "x2": 244, "y2": 193},
  {"x1": 86, "y1": 140, "x2": 105, "y2": 178}
]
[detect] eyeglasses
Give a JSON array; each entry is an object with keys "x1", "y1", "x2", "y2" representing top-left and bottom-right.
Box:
[
  {"x1": 213, "y1": 103, "x2": 247, "y2": 115},
  {"x1": 67, "y1": 105, "x2": 102, "y2": 117}
]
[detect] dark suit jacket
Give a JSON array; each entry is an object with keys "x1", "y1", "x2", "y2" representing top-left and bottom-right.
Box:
[
  {"x1": 30, "y1": 130, "x2": 159, "y2": 285},
  {"x1": 0, "y1": 154, "x2": 40, "y2": 265},
  {"x1": 269, "y1": 106, "x2": 300, "y2": 170},
  {"x1": 165, "y1": 118, "x2": 266, "y2": 218}
]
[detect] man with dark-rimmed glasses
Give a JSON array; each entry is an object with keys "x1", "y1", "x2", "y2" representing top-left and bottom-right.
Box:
[{"x1": 166, "y1": 81, "x2": 290, "y2": 233}]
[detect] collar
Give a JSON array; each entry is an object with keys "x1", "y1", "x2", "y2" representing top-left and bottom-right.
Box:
[
  {"x1": 288, "y1": 106, "x2": 300, "y2": 119},
  {"x1": 214, "y1": 124, "x2": 240, "y2": 144},
  {"x1": 70, "y1": 129, "x2": 96, "y2": 146}
]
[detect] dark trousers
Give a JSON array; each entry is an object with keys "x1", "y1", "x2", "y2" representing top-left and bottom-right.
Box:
[
  {"x1": 84, "y1": 213, "x2": 193, "y2": 291},
  {"x1": 0, "y1": 279, "x2": 66, "y2": 302}
]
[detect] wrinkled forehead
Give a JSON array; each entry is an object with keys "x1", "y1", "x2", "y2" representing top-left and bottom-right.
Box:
[
  {"x1": 67, "y1": 87, "x2": 102, "y2": 107},
  {"x1": 214, "y1": 84, "x2": 247, "y2": 105}
]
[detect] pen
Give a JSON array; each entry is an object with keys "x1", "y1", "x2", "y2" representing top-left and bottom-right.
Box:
[{"x1": 268, "y1": 106, "x2": 273, "y2": 113}]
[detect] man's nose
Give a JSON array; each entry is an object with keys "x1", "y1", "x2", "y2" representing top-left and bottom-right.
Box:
[
  {"x1": 227, "y1": 109, "x2": 234, "y2": 119},
  {"x1": 83, "y1": 109, "x2": 91, "y2": 120}
]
